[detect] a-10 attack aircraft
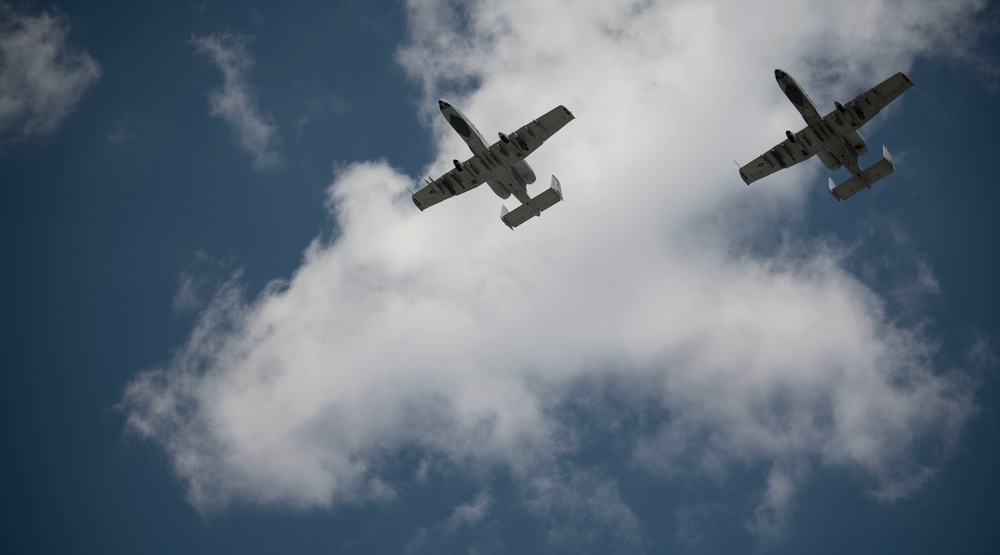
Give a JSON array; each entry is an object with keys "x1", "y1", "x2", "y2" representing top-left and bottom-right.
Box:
[
  {"x1": 411, "y1": 100, "x2": 574, "y2": 229},
  {"x1": 739, "y1": 69, "x2": 914, "y2": 201}
]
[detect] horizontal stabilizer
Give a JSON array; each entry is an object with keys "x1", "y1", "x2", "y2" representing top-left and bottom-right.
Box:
[
  {"x1": 500, "y1": 175, "x2": 564, "y2": 229},
  {"x1": 829, "y1": 145, "x2": 896, "y2": 201}
]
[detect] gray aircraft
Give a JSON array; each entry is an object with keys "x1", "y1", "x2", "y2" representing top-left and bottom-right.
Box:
[
  {"x1": 412, "y1": 100, "x2": 574, "y2": 228},
  {"x1": 739, "y1": 69, "x2": 913, "y2": 201}
]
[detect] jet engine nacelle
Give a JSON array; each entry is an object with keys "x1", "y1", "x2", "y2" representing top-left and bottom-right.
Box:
[
  {"x1": 453, "y1": 159, "x2": 464, "y2": 171},
  {"x1": 845, "y1": 130, "x2": 868, "y2": 155},
  {"x1": 512, "y1": 159, "x2": 536, "y2": 185},
  {"x1": 818, "y1": 151, "x2": 841, "y2": 172},
  {"x1": 499, "y1": 132, "x2": 510, "y2": 144}
]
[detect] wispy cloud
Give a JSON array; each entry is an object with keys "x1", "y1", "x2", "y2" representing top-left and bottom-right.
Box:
[
  {"x1": 125, "y1": 0, "x2": 987, "y2": 550},
  {"x1": 404, "y1": 490, "x2": 495, "y2": 553},
  {"x1": 523, "y1": 466, "x2": 643, "y2": 551},
  {"x1": 171, "y1": 250, "x2": 237, "y2": 317},
  {"x1": 445, "y1": 490, "x2": 492, "y2": 531},
  {"x1": 191, "y1": 32, "x2": 282, "y2": 170},
  {"x1": 743, "y1": 463, "x2": 804, "y2": 542},
  {"x1": 107, "y1": 116, "x2": 134, "y2": 144},
  {"x1": 0, "y1": 3, "x2": 100, "y2": 143}
]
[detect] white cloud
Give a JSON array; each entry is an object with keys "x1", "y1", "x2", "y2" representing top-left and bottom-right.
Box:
[
  {"x1": 191, "y1": 32, "x2": 282, "y2": 170},
  {"x1": 124, "y1": 0, "x2": 986, "y2": 547},
  {"x1": 0, "y1": 3, "x2": 100, "y2": 142}
]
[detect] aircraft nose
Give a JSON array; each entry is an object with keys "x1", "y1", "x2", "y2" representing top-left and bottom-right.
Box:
[
  {"x1": 438, "y1": 99, "x2": 449, "y2": 110},
  {"x1": 774, "y1": 69, "x2": 785, "y2": 79}
]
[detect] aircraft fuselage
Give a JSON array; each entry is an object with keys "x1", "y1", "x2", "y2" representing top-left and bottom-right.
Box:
[
  {"x1": 775, "y1": 69, "x2": 865, "y2": 175},
  {"x1": 439, "y1": 100, "x2": 534, "y2": 205}
]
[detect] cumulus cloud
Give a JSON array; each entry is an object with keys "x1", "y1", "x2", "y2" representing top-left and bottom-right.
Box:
[
  {"x1": 191, "y1": 32, "x2": 282, "y2": 169},
  {"x1": 0, "y1": 3, "x2": 100, "y2": 142},
  {"x1": 124, "y1": 0, "x2": 985, "y2": 548}
]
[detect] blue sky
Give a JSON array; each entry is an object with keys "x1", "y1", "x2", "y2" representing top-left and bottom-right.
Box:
[{"x1": 1, "y1": 1, "x2": 998, "y2": 553}]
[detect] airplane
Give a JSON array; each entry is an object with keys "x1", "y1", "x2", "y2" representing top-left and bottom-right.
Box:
[
  {"x1": 739, "y1": 69, "x2": 914, "y2": 201},
  {"x1": 411, "y1": 100, "x2": 574, "y2": 229}
]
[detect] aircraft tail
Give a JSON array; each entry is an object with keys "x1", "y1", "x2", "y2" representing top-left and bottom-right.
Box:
[
  {"x1": 828, "y1": 145, "x2": 895, "y2": 202},
  {"x1": 500, "y1": 175, "x2": 564, "y2": 229}
]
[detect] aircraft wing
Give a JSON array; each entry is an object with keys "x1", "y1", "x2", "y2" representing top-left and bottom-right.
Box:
[
  {"x1": 412, "y1": 154, "x2": 489, "y2": 211},
  {"x1": 822, "y1": 72, "x2": 914, "y2": 136},
  {"x1": 845, "y1": 72, "x2": 913, "y2": 123},
  {"x1": 488, "y1": 105, "x2": 575, "y2": 162},
  {"x1": 739, "y1": 126, "x2": 824, "y2": 185}
]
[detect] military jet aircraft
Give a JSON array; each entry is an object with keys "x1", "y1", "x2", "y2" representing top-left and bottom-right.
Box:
[
  {"x1": 412, "y1": 100, "x2": 574, "y2": 228},
  {"x1": 739, "y1": 69, "x2": 913, "y2": 201}
]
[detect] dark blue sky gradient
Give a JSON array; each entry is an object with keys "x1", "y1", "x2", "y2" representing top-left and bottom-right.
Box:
[{"x1": 1, "y1": 2, "x2": 997, "y2": 553}]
